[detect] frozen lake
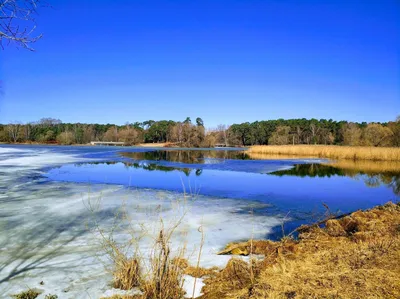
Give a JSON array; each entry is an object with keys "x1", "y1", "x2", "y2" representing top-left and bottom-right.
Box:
[{"x1": 1, "y1": 145, "x2": 399, "y2": 298}]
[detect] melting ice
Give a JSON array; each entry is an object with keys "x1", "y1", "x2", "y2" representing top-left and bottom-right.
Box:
[{"x1": 0, "y1": 147, "x2": 283, "y2": 298}]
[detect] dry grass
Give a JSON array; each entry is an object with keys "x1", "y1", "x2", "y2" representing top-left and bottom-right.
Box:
[
  {"x1": 11, "y1": 289, "x2": 42, "y2": 299},
  {"x1": 99, "y1": 227, "x2": 186, "y2": 299},
  {"x1": 100, "y1": 296, "x2": 137, "y2": 299},
  {"x1": 200, "y1": 202, "x2": 400, "y2": 299},
  {"x1": 138, "y1": 143, "x2": 171, "y2": 148},
  {"x1": 113, "y1": 256, "x2": 140, "y2": 290},
  {"x1": 247, "y1": 145, "x2": 400, "y2": 161},
  {"x1": 89, "y1": 192, "x2": 193, "y2": 299},
  {"x1": 173, "y1": 257, "x2": 219, "y2": 278},
  {"x1": 140, "y1": 230, "x2": 186, "y2": 299}
]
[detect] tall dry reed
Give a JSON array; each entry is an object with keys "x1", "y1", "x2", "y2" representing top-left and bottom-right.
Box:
[
  {"x1": 87, "y1": 189, "x2": 204, "y2": 299},
  {"x1": 247, "y1": 145, "x2": 400, "y2": 161}
]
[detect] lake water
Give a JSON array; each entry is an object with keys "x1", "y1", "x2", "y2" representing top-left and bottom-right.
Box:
[{"x1": 1, "y1": 145, "x2": 399, "y2": 298}]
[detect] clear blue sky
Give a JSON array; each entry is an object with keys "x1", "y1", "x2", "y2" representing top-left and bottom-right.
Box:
[{"x1": 1, "y1": 0, "x2": 399, "y2": 127}]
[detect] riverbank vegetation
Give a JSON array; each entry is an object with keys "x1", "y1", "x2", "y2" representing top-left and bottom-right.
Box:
[
  {"x1": 1, "y1": 117, "x2": 399, "y2": 148},
  {"x1": 197, "y1": 201, "x2": 400, "y2": 299},
  {"x1": 248, "y1": 145, "x2": 400, "y2": 161}
]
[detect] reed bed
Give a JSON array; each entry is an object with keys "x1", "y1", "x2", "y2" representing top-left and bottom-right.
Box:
[{"x1": 247, "y1": 145, "x2": 400, "y2": 161}]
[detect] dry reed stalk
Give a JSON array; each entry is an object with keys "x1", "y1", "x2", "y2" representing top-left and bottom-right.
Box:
[
  {"x1": 192, "y1": 225, "x2": 205, "y2": 299},
  {"x1": 87, "y1": 188, "x2": 192, "y2": 299},
  {"x1": 142, "y1": 228, "x2": 186, "y2": 299}
]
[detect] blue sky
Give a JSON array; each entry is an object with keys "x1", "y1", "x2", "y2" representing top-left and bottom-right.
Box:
[{"x1": 1, "y1": 0, "x2": 399, "y2": 127}]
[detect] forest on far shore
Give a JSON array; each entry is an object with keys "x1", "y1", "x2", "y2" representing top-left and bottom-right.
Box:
[{"x1": 1, "y1": 116, "x2": 399, "y2": 147}]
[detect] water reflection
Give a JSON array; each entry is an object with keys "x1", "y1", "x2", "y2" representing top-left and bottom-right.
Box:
[
  {"x1": 270, "y1": 163, "x2": 400, "y2": 195},
  {"x1": 120, "y1": 150, "x2": 251, "y2": 164},
  {"x1": 75, "y1": 161, "x2": 202, "y2": 176}
]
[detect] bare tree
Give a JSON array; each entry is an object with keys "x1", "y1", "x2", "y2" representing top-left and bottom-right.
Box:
[
  {"x1": 362, "y1": 123, "x2": 393, "y2": 147},
  {"x1": 268, "y1": 126, "x2": 291, "y2": 145},
  {"x1": 103, "y1": 126, "x2": 119, "y2": 142},
  {"x1": 216, "y1": 124, "x2": 228, "y2": 146},
  {"x1": 6, "y1": 122, "x2": 21, "y2": 142},
  {"x1": 295, "y1": 125, "x2": 303, "y2": 144},
  {"x1": 341, "y1": 123, "x2": 362, "y2": 146},
  {"x1": 0, "y1": 0, "x2": 43, "y2": 50},
  {"x1": 39, "y1": 117, "x2": 61, "y2": 126},
  {"x1": 23, "y1": 122, "x2": 32, "y2": 141},
  {"x1": 82, "y1": 125, "x2": 95, "y2": 143},
  {"x1": 309, "y1": 123, "x2": 320, "y2": 144}
]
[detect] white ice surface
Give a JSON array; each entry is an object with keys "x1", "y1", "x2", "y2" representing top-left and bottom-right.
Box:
[{"x1": 0, "y1": 146, "x2": 283, "y2": 298}]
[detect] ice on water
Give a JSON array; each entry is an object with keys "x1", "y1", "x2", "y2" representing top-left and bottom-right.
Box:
[{"x1": 0, "y1": 147, "x2": 282, "y2": 298}]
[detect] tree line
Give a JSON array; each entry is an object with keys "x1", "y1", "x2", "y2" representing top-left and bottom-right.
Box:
[
  {"x1": 0, "y1": 117, "x2": 210, "y2": 147},
  {"x1": 226, "y1": 118, "x2": 400, "y2": 147},
  {"x1": 1, "y1": 117, "x2": 399, "y2": 147}
]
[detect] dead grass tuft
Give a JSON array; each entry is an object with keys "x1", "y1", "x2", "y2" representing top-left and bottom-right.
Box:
[
  {"x1": 11, "y1": 289, "x2": 42, "y2": 299},
  {"x1": 173, "y1": 257, "x2": 218, "y2": 278},
  {"x1": 200, "y1": 258, "x2": 259, "y2": 299},
  {"x1": 218, "y1": 239, "x2": 298, "y2": 257},
  {"x1": 140, "y1": 230, "x2": 185, "y2": 299},
  {"x1": 100, "y1": 296, "x2": 137, "y2": 299},
  {"x1": 113, "y1": 256, "x2": 141, "y2": 290}
]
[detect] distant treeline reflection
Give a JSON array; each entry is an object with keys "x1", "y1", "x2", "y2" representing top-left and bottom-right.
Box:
[
  {"x1": 270, "y1": 164, "x2": 400, "y2": 195},
  {"x1": 120, "y1": 150, "x2": 251, "y2": 164},
  {"x1": 76, "y1": 161, "x2": 202, "y2": 176}
]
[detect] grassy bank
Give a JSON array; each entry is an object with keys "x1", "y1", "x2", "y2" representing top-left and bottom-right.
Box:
[
  {"x1": 200, "y1": 202, "x2": 400, "y2": 299},
  {"x1": 247, "y1": 145, "x2": 400, "y2": 161}
]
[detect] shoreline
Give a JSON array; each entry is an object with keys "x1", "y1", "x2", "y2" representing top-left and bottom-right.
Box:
[
  {"x1": 3, "y1": 142, "x2": 400, "y2": 162},
  {"x1": 0, "y1": 142, "x2": 196, "y2": 148}
]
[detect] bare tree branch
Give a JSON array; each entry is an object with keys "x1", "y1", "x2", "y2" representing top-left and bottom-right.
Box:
[{"x1": 0, "y1": 0, "x2": 43, "y2": 51}]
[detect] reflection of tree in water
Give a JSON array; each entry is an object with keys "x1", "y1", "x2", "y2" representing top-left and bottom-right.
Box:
[
  {"x1": 364, "y1": 176, "x2": 381, "y2": 188},
  {"x1": 120, "y1": 150, "x2": 250, "y2": 164},
  {"x1": 270, "y1": 164, "x2": 346, "y2": 177},
  {"x1": 361, "y1": 174, "x2": 400, "y2": 195},
  {"x1": 76, "y1": 161, "x2": 200, "y2": 177},
  {"x1": 270, "y1": 164, "x2": 400, "y2": 195},
  {"x1": 389, "y1": 176, "x2": 400, "y2": 195}
]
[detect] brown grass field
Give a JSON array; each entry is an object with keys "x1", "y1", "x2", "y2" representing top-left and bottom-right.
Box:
[{"x1": 247, "y1": 145, "x2": 400, "y2": 161}]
